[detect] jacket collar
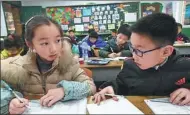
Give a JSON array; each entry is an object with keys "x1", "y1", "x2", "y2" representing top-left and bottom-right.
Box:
[{"x1": 22, "y1": 44, "x2": 73, "y2": 74}]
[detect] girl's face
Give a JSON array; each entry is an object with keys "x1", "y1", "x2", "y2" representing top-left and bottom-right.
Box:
[{"x1": 31, "y1": 23, "x2": 62, "y2": 62}]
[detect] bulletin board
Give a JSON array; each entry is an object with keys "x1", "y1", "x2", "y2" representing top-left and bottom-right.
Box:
[{"x1": 46, "y1": 2, "x2": 139, "y2": 33}]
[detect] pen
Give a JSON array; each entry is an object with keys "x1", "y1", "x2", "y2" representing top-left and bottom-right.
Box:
[
  {"x1": 149, "y1": 99, "x2": 170, "y2": 103},
  {"x1": 110, "y1": 47, "x2": 114, "y2": 53},
  {"x1": 1, "y1": 80, "x2": 30, "y2": 108}
]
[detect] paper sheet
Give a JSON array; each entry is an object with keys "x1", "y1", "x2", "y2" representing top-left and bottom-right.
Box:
[
  {"x1": 75, "y1": 25, "x2": 84, "y2": 31},
  {"x1": 145, "y1": 98, "x2": 190, "y2": 114},
  {"x1": 23, "y1": 98, "x2": 87, "y2": 114},
  {"x1": 87, "y1": 96, "x2": 143, "y2": 114},
  {"x1": 124, "y1": 12, "x2": 137, "y2": 22}
]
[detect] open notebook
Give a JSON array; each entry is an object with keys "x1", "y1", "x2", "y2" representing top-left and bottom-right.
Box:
[
  {"x1": 23, "y1": 98, "x2": 87, "y2": 114},
  {"x1": 87, "y1": 96, "x2": 143, "y2": 114},
  {"x1": 145, "y1": 98, "x2": 190, "y2": 114}
]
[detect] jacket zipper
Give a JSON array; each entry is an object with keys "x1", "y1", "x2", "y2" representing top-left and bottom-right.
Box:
[{"x1": 42, "y1": 74, "x2": 46, "y2": 94}]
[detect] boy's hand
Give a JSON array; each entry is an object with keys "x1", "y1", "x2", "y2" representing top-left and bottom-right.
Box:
[
  {"x1": 108, "y1": 53, "x2": 117, "y2": 58},
  {"x1": 116, "y1": 52, "x2": 121, "y2": 57},
  {"x1": 170, "y1": 88, "x2": 190, "y2": 106},
  {"x1": 92, "y1": 86, "x2": 118, "y2": 105},
  {"x1": 40, "y1": 88, "x2": 64, "y2": 107},
  {"x1": 9, "y1": 98, "x2": 29, "y2": 114}
]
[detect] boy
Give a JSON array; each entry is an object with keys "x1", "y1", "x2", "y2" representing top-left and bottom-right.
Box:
[
  {"x1": 81, "y1": 31, "x2": 106, "y2": 57},
  {"x1": 106, "y1": 29, "x2": 117, "y2": 41},
  {"x1": 1, "y1": 34, "x2": 24, "y2": 60},
  {"x1": 99, "y1": 24, "x2": 132, "y2": 58},
  {"x1": 176, "y1": 23, "x2": 189, "y2": 43},
  {"x1": 68, "y1": 30, "x2": 78, "y2": 44},
  {"x1": 93, "y1": 13, "x2": 190, "y2": 106}
]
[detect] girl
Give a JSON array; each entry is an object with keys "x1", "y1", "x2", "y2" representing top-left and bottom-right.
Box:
[
  {"x1": 1, "y1": 15, "x2": 96, "y2": 114},
  {"x1": 1, "y1": 34, "x2": 24, "y2": 60}
]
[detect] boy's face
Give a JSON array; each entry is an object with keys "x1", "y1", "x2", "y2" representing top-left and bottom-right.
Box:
[
  {"x1": 89, "y1": 37, "x2": 97, "y2": 44},
  {"x1": 7, "y1": 47, "x2": 20, "y2": 56},
  {"x1": 177, "y1": 26, "x2": 182, "y2": 34},
  {"x1": 31, "y1": 23, "x2": 62, "y2": 62},
  {"x1": 116, "y1": 33, "x2": 129, "y2": 45},
  {"x1": 69, "y1": 32, "x2": 75, "y2": 37},
  {"x1": 130, "y1": 33, "x2": 174, "y2": 70},
  {"x1": 111, "y1": 32, "x2": 117, "y2": 37}
]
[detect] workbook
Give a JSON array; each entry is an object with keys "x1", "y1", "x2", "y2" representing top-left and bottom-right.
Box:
[
  {"x1": 23, "y1": 98, "x2": 87, "y2": 114},
  {"x1": 145, "y1": 98, "x2": 190, "y2": 114},
  {"x1": 87, "y1": 96, "x2": 144, "y2": 114}
]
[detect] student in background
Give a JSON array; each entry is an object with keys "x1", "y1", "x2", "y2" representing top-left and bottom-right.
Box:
[
  {"x1": 68, "y1": 30, "x2": 78, "y2": 44},
  {"x1": 81, "y1": 31, "x2": 106, "y2": 57},
  {"x1": 93, "y1": 13, "x2": 190, "y2": 106},
  {"x1": 1, "y1": 34, "x2": 24, "y2": 60},
  {"x1": 1, "y1": 15, "x2": 96, "y2": 114},
  {"x1": 62, "y1": 36, "x2": 80, "y2": 60},
  {"x1": 99, "y1": 24, "x2": 132, "y2": 58},
  {"x1": 106, "y1": 29, "x2": 117, "y2": 41},
  {"x1": 176, "y1": 23, "x2": 189, "y2": 43},
  {"x1": 80, "y1": 29, "x2": 95, "y2": 44}
]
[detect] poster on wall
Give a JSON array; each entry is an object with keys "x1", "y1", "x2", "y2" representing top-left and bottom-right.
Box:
[
  {"x1": 76, "y1": 9, "x2": 82, "y2": 17},
  {"x1": 75, "y1": 25, "x2": 84, "y2": 31},
  {"x1": 166, "y1": 2, "x2": 173, "y2": 16},
  {"x1": 61, "y1": 25, "x2": 69, "y2": 30},
  {"x1": 82, "y1": 17, "x2": 90, "y2": 22},
  {"x1": 124, "y1": 12, "x2": 137, "y2": 22},
  {"x1": 184, "y1": 2, "x2": 190, "y2": 25},
  {"x1": 83, "y1": 8, "x2": 92, "y2": 16},
  {"x1": 74, "y1": 18, "x2": 81, "y2": 23}
]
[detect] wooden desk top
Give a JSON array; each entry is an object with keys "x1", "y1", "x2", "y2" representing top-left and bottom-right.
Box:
[
  {"x1": 80, "y1": 57, "x2": 123, "y2": 68},
  {"x1": 88, "y1": 96, "x2": 164, "y2": 114}
]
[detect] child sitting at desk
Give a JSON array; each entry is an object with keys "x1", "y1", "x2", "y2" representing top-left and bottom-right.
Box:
[
  {"x1": 80, "y1": 31, "x2": 106, "y2": 57},
  {"x1": 176, "y1": 23, "x2": 189, "y2": 43},
  {"x1": 99, "y1": 24, "x2": 132, "y2": 58},
  {"x1": 93, "y1": 13, "x2": 190, "y2": 106},
  {"x1": 1, "y1": 15, "x2": 96, "y2": 114},
  {"x1": 1, "y1": 34, "x2": 24, "y2": 60}
]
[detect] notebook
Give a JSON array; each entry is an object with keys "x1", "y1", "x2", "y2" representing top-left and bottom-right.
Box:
[
  {"x1": 23, "y1": 98, "x2": 87, "y2": 114},
  {"x1": 145, "y1": 98, "x2": 190, "y2": 114},
  {"x1": 87, "y1": 96, "x2": 143, "y2": 114}
]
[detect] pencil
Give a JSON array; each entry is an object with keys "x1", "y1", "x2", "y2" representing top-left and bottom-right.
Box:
[
  {"x1": 110, "y1": 47, "x2": 114, "y2": 53},
  {"x1": 104, "y1": 93, "x2": 122, "y2": 97},
  {"x1": 1, "y1": 80, "x2": 30, "y2": 108}
]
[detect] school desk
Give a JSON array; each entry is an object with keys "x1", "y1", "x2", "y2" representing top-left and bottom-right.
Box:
[
  {"x1": 174, "y1": 43, "x2": 190, "y2": 56},
  {"x1": 25, "y1": 95, "x2": 163, "y2": 114},
  {"x1": 80, "y1": 57, "x2": 123, "y2": 82}
]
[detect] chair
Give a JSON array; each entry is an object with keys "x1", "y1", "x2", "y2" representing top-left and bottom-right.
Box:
[{"x1": 82, "y1": 67, "x2": 92, "y2": 78}]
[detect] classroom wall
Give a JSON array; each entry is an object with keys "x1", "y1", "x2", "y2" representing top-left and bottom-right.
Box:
[
  {"x1": 0, "y1": 1, "x2": 7, "y2": 36},
  {"x1": 182, "y1": 28, "x2": 190, "y2": 38},
  {"x1": 22, "y1": 1, "x2": 128, "y2": 7}
]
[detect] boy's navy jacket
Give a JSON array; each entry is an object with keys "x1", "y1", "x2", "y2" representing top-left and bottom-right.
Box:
[{"x1": 100, "y1": 50, "x2": 190, "y2": 96}]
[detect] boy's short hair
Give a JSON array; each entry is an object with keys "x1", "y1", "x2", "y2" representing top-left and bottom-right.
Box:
[
  {"x1": 88, "y1": 29, "x2": 95, "y2": 34},
  {"x1": 89, "y1": 31, "x2": 98, "y2": 39},
  {"x1": 68, "y1": 30, "x2": 75, "y2": 33},
  {"x1": 118, "y1": 24, "x2": 131, "y2": 38},
  {"x1": 4, "y1": 34, "x2": 23, "y2": 49},
  {"x1": 176, "y1": 22, "x2": 182, "y2": 29},
  {"x1": 111, "y1": 29, "x2": 117, "y2": 33},
  {"x1": 130, "y1": 13, "x2": 178, "y2": 46}
]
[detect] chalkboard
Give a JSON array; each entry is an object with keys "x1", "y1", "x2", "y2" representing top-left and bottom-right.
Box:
[{"x1": 46, "y1": 2, "x2": 139, "y2": 33}]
